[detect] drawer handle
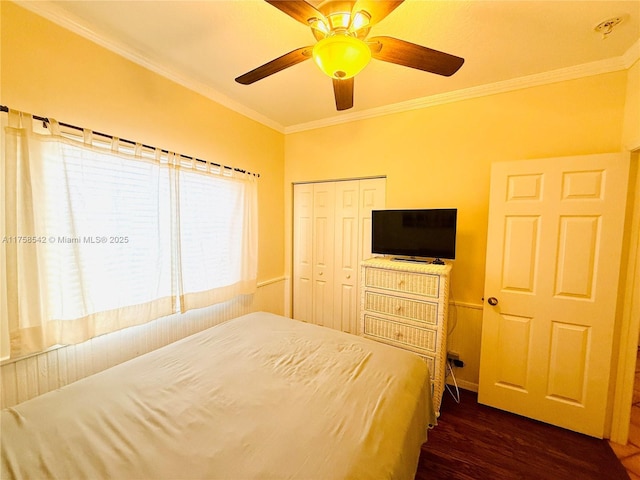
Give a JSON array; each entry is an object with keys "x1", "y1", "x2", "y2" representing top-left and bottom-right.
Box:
[
  {"x1": 395, "y1": 332, "x2": 403, "y2": 340},
  {"x1": 395, "y1": 304, "x2": 402, "y2": 312},
  {"x1": 398, "y1": 280, "x2": 405, "y2": 287},
  {"x1": 346, "y1": 275, "x2": 351, "y2": 279}
]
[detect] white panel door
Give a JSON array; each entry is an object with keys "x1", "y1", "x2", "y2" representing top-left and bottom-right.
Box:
[
  {"x1": 478, "y1": 153, "x2": 630, "y2": 437},
  {"x1": 332, "y1": 178, "x2": 386, "y2": 334},
  {"x1": 333, "y1": 181, "x2": 360, "y2": 333},
  {"x1": 357, "y1": 178, "x2": 386, "y2": 333},
  {"x1": 312, "y1": 182, "x2": 335, "y2": 327},
  {"x1": 293, "y1": 184, "x2": 313, "y2": 322},
  {"x1": 359, "y1": 178, "x2": 387, "y2": 262}
]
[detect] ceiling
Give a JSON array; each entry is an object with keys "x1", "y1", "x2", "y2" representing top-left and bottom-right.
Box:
[{"x1": 20, "y1": 0, "x2": 640, "y2": 132}]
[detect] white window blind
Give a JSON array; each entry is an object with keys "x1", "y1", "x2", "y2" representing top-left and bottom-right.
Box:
[
  {"x1": 178, "y1": 169, "x2": 253, "y2": 311},
  {"x1": 39, "y1": 140, "x2": 175, "y2": 343},
  {"x1": 1, "y1": 110, "x2": 258, "y2": 359}
]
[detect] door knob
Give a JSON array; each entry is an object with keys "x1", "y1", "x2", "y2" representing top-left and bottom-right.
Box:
[{"x1": 487, "y1": 297, "x2": 499, "y2": 306}]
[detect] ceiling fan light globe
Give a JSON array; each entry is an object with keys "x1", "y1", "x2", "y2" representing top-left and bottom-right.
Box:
[
  {"x1": 312, "y1": 34, "x2": 372, "y2": 80},
  {"x1": 328, "y1": 12, "x2": 351, "y2": 30},
  {"x1": 309, "y1": 17, "x2": 330, "y2": 40},
  {"x1": 349, "y1": 11, "x2": 371, "y2": 32}
]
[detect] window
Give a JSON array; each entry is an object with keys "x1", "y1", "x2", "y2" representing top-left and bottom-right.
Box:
[
  {"x1": 177, "y1": 168, "x2": 258, "y2": 311},
  {"x1": 1, "y1": 110, "x2": 258, "y2": 359}
]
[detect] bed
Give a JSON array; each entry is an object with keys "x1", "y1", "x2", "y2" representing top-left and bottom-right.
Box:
[{"x1": 1, "y1": 311, "x2": 435, "y2": 479}]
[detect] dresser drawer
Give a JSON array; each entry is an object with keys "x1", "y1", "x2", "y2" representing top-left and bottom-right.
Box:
[
  {"x1": 363, "y1": 314, "x2": 437, "y2": 353},
  {"x1": 364, "y1": 267, "x2": 440, "y2": 298},
  {"x1": 363, "y1": 291, "x2": 438, "y2": 326}
]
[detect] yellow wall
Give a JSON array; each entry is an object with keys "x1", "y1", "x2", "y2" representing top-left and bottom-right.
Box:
[
  {"x1": 0, "y1": 2, "x2": 285, "y2": 283},
  {"x1": 284, "y1": 72, "x2": 628, "y2": 304}
]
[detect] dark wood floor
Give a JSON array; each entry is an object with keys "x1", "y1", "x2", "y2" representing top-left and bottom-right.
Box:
[{"x1": 416, "y1": 388, "x2": 629, "y2": 480}]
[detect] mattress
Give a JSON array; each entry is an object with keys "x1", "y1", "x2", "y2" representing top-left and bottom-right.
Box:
[{"x1": 1, "y1": 312, "x2": 435, "y2": 479}]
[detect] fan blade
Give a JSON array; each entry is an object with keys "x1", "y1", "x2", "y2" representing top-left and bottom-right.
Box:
[
  {"x1": 235, "y1": 47, "x2": 313, "y2": 85},
  {"x1": 333, "y1": 78, "x2": 354, "y2": 111},
  {"x1": 265, "y1": 0, "x2": 325, "y2": 26},
  {"x1": 352, "y1": 0, "x2": 404, "y2": 27},
  {"x1": 369, "y1": 36, "x2": 464, "y2": 77}
]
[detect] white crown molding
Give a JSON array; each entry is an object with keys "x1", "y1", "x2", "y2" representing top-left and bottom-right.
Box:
[
  {"x1": 623, "y1": 38, "x2": 640, "y2": 68},
  {"x1": 15, "y1": 0, "x2": 287, "y2": 133},
  {"x1": 287, "y1": 38, "x2": 640, "y2": 133},
  {"x1": 286, "y1": 55, "x2": 632, "y2": 133},
  {"x1": 16, "y1": 1, "x2": 639, "y2": 136}
]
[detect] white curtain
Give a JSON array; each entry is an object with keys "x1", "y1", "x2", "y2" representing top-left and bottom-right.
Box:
[
  {"x1": 177, "y1": 165, "x2": 258, "y2": 312},
  {"x1": 1, "y1": 110, "x2": 258, "y2": 359}
]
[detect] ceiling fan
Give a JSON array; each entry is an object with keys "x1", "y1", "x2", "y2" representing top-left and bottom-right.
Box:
[{"x1": 235, "y1": 0, "x2": 465, "y2": 111}]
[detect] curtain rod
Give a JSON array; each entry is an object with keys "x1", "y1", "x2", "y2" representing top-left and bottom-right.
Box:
[{"x1": 0, "y1": 105, "x2": 260, "y2": 178}]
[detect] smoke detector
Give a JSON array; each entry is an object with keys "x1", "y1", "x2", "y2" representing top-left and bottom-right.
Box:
[{"x1": 594, "y1": 16, "x2": 624, "y2": 39}]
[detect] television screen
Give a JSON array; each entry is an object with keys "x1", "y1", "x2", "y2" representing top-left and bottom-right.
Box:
[{"x1": 372, "y1": 209, "x2": 457, "y2": 260}]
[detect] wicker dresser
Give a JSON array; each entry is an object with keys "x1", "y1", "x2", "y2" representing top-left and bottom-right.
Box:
[{"x1": 360, "y1": 257, "x2": 451, "y2": 415}]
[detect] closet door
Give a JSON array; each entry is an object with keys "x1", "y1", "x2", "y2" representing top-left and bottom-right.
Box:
[
  {"x1": 332, "y1": 178, "x2": 385, "y2": 335},
  {"x1": 293, "y1": 178, "x2": 385, "y2": 332},
  {"x1": 312, "y1": 182, "x2": 335, "y2": 327},
  {"x1": 358, "y1": 178, "x2": 386, "y2": 265},
  {"x1": 333, "y1": 181, "x2": 360, "y2": 332},
  {"x1": 293, "y1": 184, "x2": 313, "y2": 322}
]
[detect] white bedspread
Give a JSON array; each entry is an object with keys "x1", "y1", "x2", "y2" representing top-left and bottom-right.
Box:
[{"x1": 1, "y1": 312, "x2": 435, "y2": 479}]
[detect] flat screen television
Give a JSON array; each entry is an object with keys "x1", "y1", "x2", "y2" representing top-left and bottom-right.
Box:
[{"x1": 371, "y1": 209, "x2": 457, "y2": 261}]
